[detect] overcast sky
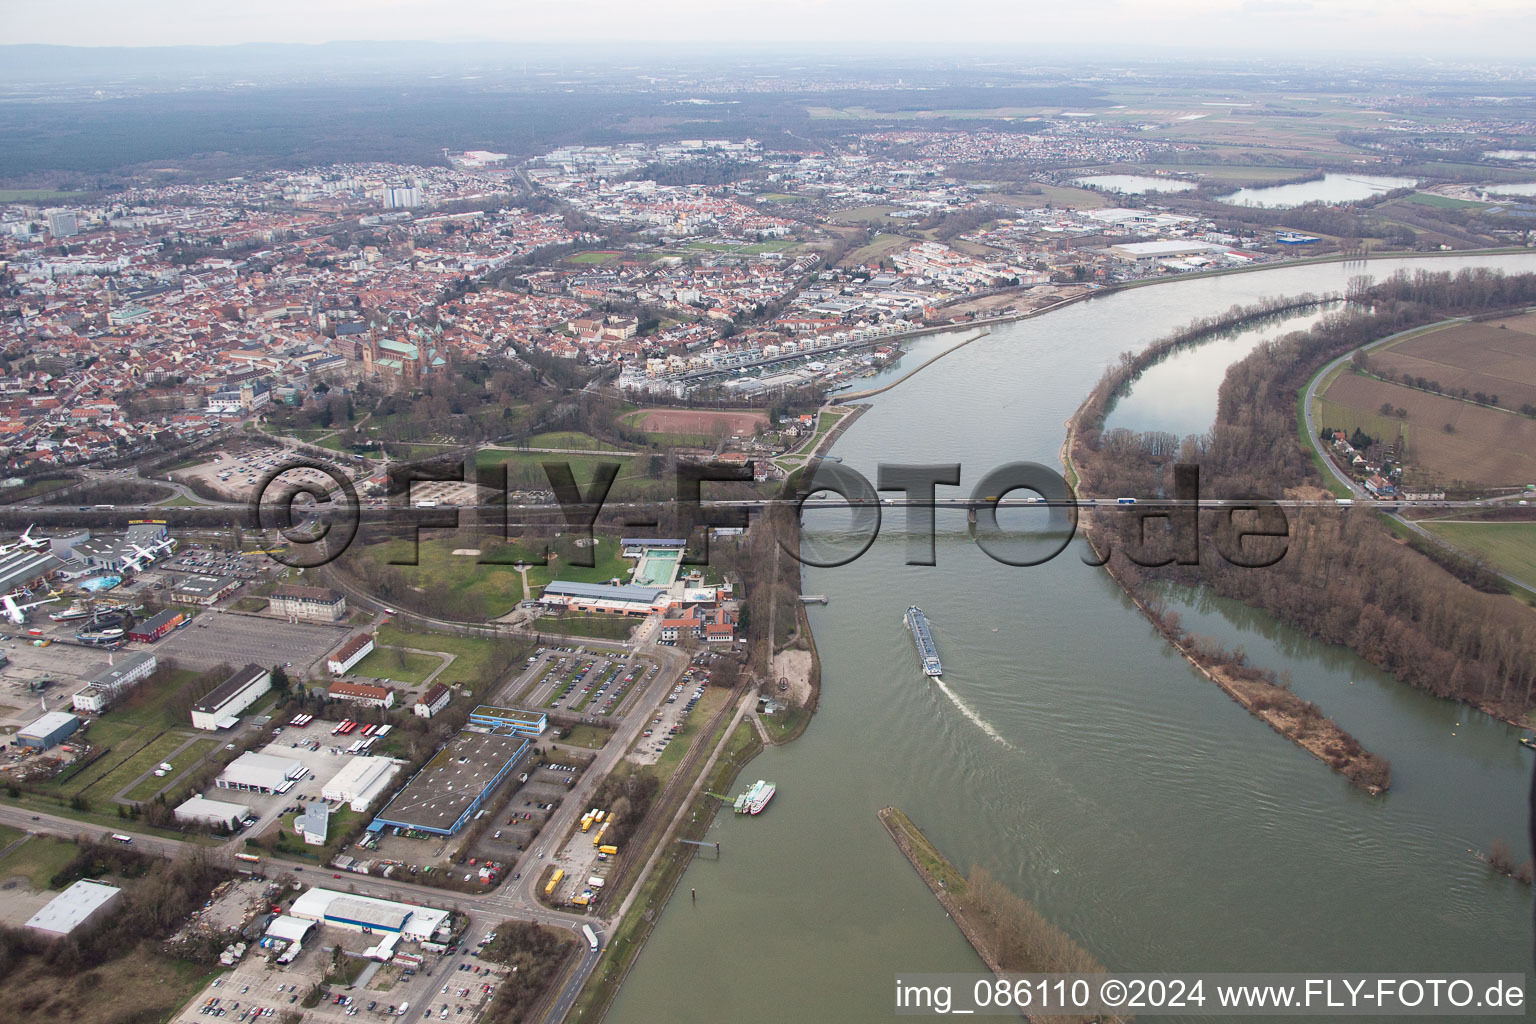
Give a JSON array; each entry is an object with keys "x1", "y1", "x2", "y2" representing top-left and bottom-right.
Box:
[{"x1": 7, "y1": 0, "x2": 1536, "y2": 58}]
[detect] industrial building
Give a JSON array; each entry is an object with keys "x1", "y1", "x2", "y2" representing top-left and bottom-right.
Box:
[
  {"x1": 175, "y1": 794, "x2": 255, "y2": 829},
  {"x1": 414, "y1": 682, "x2": 450, "y2": 718},
  {"x1": 326, "y1": 633, "x2": 375, "y2": 675},
  {"x1": 55, "y1": 523, "x2": 172, "y2": 574},
  {"x1": 25, "y1": 880, "x2": 122, "y2": 938},
  {"x1": 328, "y1": 679, "x2": 394, "y2": 708},
  {"x1": 18, "y1": 710, "x2": 81, "y2": 749},
  {"x1": 71, "y1": 651, "x2": 158, "y2": 713},
  {"x1": 321, "y1": 755, "x2": 402, "y2": 811},
  {"x1": 269, "y1": 584, "x2": 347, "y2": 621},
  {"x1": 369, "y1": 731, "x2": 528, "y2": 837},
  {"x1": 215, "y1": 751, "x2": 306, "y2": 794},
  {"x1": 171, "y1": 574, "x2": 239, "y2": 606},
  {"x1": 468, "y1": 705, "x2": 548, "y2": 737},
  {"x1": 128, "y1": 609, "x2": 186, "y2": 642},
  {"x1": 288, "y1": 887, "x2": 451, "y2": 942},
  {"x1": 538, "y1": 579, "x2": 669, "y2": 616},
  {"x1": 1107, "y1": 240, "x2": 1234, "y2": 263},
  {"x1": 190, "y1": 664, "x2": 271, "y2": 730},
  {"x1": 0, "y1": 546, "x2": 63, "y2": 596}
]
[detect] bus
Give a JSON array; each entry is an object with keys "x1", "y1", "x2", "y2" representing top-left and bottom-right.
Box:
[
  {"x1": 374, "y1": 724, "x2": 392, "y2": 738},
  {"x1": 234, "y1": 853, "x2": 261, "y2": 864},
  {"x1": 110, "y1": 833, "x2": 133, "y2": 844},
  {"x1": 581, "y1": 925, "x2": 599, "y2": 951}
]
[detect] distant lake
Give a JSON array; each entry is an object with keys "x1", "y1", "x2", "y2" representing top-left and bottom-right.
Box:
[
  {"x1": 1217, "y1": 173, "x2": 1417, "y2": 208},
  {"x1": 1074, "y1": 174, "x2": 1195, "y2": 194},
  {"x1": 1487, "y1": 181, "x2": 1536, "y2": 197}
]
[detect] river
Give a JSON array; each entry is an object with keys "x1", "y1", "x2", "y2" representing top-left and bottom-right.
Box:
[{"x1": 608, "y1": 253, "x2": 1536, "y2": 1024}]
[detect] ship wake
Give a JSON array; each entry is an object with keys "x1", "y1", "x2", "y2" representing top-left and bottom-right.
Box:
[{"x1": 931, "y1": 676, "x2": 1013, "y2": 748}]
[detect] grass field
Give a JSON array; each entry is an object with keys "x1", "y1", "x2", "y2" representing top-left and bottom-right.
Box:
[
  {"x1": 0, "y1": 833, "x2": 79, "y2": 888},
  {"x1": 557, "y1": 724, "x2": 614, "y2": 749},
  {"x1": 830, "y1": 204, "x2": 902, "y2": 225},
  {"x1": 842, "y1": 232, "x2": 914, "y2": 265},
  {"x1": 526, "y1": 431, "x2": 624, "y2": 451},
  {"x1": 371, "y1": 625, "x2": 517, "y2": 692},
  {"x1": 121, "y1": 738, "x2": 218, "y2": 803},
  {"x1": 352, "y1": 646, "x2": 443, "y2": 685},
  {"x1": 9, "y1": 942, "x2": 222, "y2": 1024},
  {"x1": 1399, "y1": 192, "x2": 1491, "y2": 210},
  {"x1": 566, "y1": 250, "x2": 621, "y2": 264},
  {"x1": 1419, "y1": 521, "x2": 1536, "y2": 584},
  {"x1": 536, "y1": 612, "x2": 635, "y2": 641},
  {"x1": 991, "y1": 184, "x2": 1111, "y2": 210},
  {"x1": 683, "y1": 240, "x2": 797, "y2": 255},
  {"x1": 70, "y1": 729, "x2": 199, "y2": 804},
  {"x1": 758, "y1": 192, "x2": 808, "y2": 202}
]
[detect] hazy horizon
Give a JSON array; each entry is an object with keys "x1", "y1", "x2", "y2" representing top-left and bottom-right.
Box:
[{"x1": 8, "y1": 0, "x2": 1536, "y2": 60}]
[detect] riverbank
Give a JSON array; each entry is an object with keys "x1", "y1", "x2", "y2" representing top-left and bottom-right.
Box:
[
  {"x1": 878, "y1": 807, "x2": 1128, "y2": 1024},
  {"x1": 1059, "y1": 315, "x2": 1393, "y2": 794}
]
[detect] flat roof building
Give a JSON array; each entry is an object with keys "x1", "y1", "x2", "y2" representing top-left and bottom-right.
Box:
[
  {"x1": 288, "y1": 887, "x2": 450, "y2": 942},
  {"x1": 191, "y1": 664, "x2": 271, "y2": 730},
  {"x1": 72, "y1": 651, "x2": 158, "y2": 713},
  {"x1": 216, "y1": 751, "x2": 306, "y2": 794},
  {"x1": 468, "y1": 705, "x2": 548, "y2": 737},
  {"x1": 171, "y1": 574, "x2": 240, "y2": 606},
  {"x1": 322, "y1": 755, "x2": 402, "y2": 811},
  {"x1": 18, "y1": 710, "x2": 81, "y2": 749},
  {"x1": 26, "y1": 880, "x2": 122, "y2": 938},
  {"x1": 175, "y1": 794, "x2": 254, "y2": 829},
  {"x1": 539, "y1": 579, "x2": 668, "y2": 616},
  {"x1": 369, "y1": 731, "x2": 529, "y2": 837}
]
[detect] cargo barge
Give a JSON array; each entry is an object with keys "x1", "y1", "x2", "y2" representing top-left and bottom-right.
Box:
[{"x1": 905, "y1": 606, "x2": 943, "y2": 677}]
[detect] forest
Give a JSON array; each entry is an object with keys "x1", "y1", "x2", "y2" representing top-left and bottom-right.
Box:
[{"x1": 1071, "y1": 268, "x2": 1536, "y2": 721}]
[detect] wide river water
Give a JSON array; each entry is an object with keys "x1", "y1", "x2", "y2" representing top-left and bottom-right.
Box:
[{"x1": 609, "y1": 253, "x2": 1536, "y2": 1024}]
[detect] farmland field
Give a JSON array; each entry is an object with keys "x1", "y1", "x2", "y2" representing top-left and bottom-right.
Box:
[
  {"x1": 1319, "y1": 372, "x2": 1536, "y2": 486},
  {"x1": 1419, "y1": 520, "x2": 1536, "y2": 584}
]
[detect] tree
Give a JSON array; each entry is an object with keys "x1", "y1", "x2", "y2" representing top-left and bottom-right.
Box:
[{"x1": 271, "y1": 664, "x2": 291, "y2": 695}]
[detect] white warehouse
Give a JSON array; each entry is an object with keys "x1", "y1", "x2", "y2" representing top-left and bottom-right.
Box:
[
  {"x1": 288, "y1": 887, "x2": 450, "y2": 942},
  {"x1": 216, "y1": 752, "x2": 307, "y2": 794},
  {"x1": 321, "y1": 756, "x2": 402, "y2": 812},
  {"x1": 175, "y1": 794, "x2": 255, "y2": 829},
  {"x1": 191, "y1": 664, "x2": 272, "y2": 731}
]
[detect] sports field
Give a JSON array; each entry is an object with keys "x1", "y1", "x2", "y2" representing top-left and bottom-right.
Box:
[{"x1": 623, "y1": 407, "x2": 768, "y2": 437}]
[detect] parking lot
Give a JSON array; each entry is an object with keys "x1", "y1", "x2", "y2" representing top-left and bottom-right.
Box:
[
  {"x1": 627, "y1": 655, "x2": 718, "y2": 766},
  {"x1": 157, "y1": 611, "x2": 351, "y2": 674},
  {"x1": 470, "y1": 762, "x2": 583, "y2": 861},
  {"x1": 517, "y1": 647, "x2": 654, "y2": 719}
]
